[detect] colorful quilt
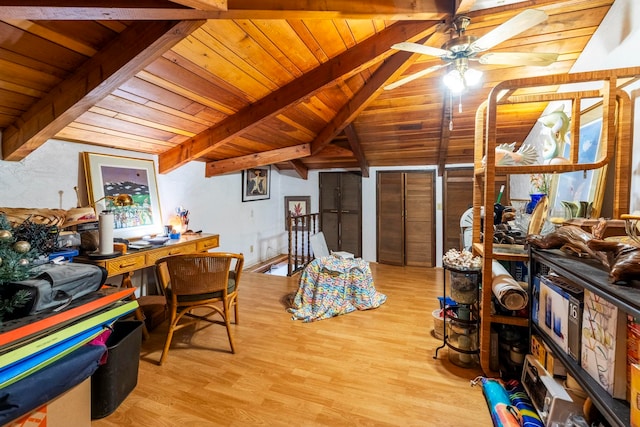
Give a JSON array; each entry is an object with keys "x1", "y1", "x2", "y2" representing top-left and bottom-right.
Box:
[{"x1": 288, "y1": 256, "x2": 387, "y2": 322}]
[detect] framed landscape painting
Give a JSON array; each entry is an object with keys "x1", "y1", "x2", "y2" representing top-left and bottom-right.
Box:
[
  {"x1": 242, "y1": 166, "x2": 271, "y2": 202},
  {"x1": 83, "y1": 152, "x2": 163, "y2": 239}
]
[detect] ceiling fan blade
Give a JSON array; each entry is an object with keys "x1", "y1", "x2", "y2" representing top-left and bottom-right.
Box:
[
  {"x1": 478, "y1": 52, "x2": 559, "y2": 66},
  {"x1": 454, "y1": 0, "x2": 477, "y2": 15},
  {"x1": 391, "y1": 42, "x2": 450, "y2": 58},
  {"x1": 384, "y1": 63, "x2": 451, "y2": 90},
  {"x1": 471, "y1": 9, "x2": 549, "y2": 52}
]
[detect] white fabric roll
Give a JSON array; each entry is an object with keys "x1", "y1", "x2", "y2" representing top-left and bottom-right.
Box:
[
  {"x1": 491, "y1": 260, "x2": 528, "y2": 310},
  {"x1": 98, "y1": 211, "x2": 114, "y2": 254}
]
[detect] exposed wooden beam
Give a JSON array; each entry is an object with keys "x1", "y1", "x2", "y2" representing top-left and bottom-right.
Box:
[
  {"x1": 289, "y1": 159, "x2": 309, "y2": 180},
  {"x1": 310, "y1": 48, "x2": 419, "y2": 156},
  {"x1": 168, "y1": 0, "x2": 226, "y2": 10},
  {"x1": 159, "y1": 20, "x2": 437, "y2": 174},
  {"x1": 0, "y1": 0, "x2": 450, "y2": 20},
  {"x1": 343, "y1": 124, "x2": 369, "y2": 177},
  {"x1": 1, "y1": 20, "x2": 205, "y2": 161},
  {"x1": 314, "y1": 144, "x2": 354, "y2": 157},
  {"x1": 226, "y1": 0, "x2": 449, "y2": 19},
  {"x1": 205, "y1": 144, "x2": 310, "y2": 177}
]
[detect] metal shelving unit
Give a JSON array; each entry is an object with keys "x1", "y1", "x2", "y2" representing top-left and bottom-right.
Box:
[{"x1": 530, "y1": 248, "x2": 640, "y2": 427}]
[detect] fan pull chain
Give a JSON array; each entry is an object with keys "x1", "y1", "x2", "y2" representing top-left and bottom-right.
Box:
[{"x1": 459, "y1": 93, "x2": 463, "y2": 113}]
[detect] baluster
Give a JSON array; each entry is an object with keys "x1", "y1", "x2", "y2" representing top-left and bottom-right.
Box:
[{"x1": 287, "y1": 213, "x2": 292, "y2": 276}]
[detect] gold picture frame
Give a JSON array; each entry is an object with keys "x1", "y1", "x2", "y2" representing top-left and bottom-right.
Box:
[{"x1": 83, "y1": 152, "x2": 163, "y2": 239}]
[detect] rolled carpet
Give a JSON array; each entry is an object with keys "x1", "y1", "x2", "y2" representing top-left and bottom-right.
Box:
[{"x1": 492, "y1": 260, "x2": 528, "y2": 310}]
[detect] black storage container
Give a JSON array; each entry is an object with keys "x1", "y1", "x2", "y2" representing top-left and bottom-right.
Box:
[{"x1": 91, "y1": 320, "x2": 143, "y2": 419}]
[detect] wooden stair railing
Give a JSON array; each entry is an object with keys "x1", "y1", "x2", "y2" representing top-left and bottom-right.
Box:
[{"x1": 286, "y1": 212, "x2": 319, "y2": 276}]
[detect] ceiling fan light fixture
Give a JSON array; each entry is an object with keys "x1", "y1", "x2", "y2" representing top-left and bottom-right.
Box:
[
  {"x1": 443, "y1": 69, "x2": 466, "y2": 93},
  {"x1": 443, "y1": 67, "x2": 482, "y2": 93},
  {"x1": 464, "y1": 67, "x2": 483, "y2": 86}
]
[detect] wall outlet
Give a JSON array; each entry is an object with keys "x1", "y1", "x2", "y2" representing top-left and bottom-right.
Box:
[{"x1": 250, "y1": 245, "x2": 254, "y2": 253}]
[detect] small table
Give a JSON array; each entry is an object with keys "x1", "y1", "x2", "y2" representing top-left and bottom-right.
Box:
[{"x1": 76, "y1": 233, "x2": 219, "y2": 338}]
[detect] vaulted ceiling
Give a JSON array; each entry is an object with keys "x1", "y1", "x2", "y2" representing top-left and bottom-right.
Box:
[{"x1": 0, "y1": 0, "x2": 619, "y2": 179}]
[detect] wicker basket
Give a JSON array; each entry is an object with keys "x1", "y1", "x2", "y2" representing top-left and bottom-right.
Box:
[{"x1": 0, "y1": 207, "x2": 66, "y2": 227}]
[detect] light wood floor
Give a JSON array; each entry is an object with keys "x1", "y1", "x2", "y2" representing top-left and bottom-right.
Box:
[{"x1": 93, "y1": 263, "x2": 493, "y2": 426}]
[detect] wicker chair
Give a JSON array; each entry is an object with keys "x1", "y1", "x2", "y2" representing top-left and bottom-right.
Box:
[{"x1": 154, "y1": 252, "x2": 244, "y2": 365}]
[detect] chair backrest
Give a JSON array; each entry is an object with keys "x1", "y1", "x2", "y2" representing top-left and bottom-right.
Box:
[
  {"x1": 156, "y1": 252, "x2": 244, "y2": 296},
  {"x1": 309, "y1": 232, "x2": 330, "y2": 258}
]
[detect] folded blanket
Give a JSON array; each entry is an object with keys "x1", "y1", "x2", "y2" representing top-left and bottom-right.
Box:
[{"x1": 288, "y1": 256, "x2": 387, "y2": 322}]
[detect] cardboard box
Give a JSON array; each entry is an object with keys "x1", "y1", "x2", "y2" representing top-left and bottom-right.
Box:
[
  {"x1": 538, "y1": 275, "x2": 583, "y2": 359},
  {"x1": 9, "y1": 378, "x2": 91, "y2": 427},
  {"x1": 632, "y1": 363, "x2": 640, "y2": 427},
  {"x1": 544, "y1": 341, "x2": 567, "y2": 377},
  {"x1": 581, "y1": 289, "x2": 627, "y2": 399},
  {"x1": 530, "y1": 333, "x2": 547, "y2": 368},
  {"x1": 628, "y1": 316, "x2": 640, "y2": 400},
  {"x1": 532, "y1": 275, "x2": 540, "y2": 327},
  {"x1": 512, "y1": 260, "x2": 529, "y2": 283}
]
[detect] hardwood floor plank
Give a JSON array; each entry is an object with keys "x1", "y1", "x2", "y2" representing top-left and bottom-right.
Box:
[{"x1": 93, "y1": 263, "x2": 492, "y2": 426}]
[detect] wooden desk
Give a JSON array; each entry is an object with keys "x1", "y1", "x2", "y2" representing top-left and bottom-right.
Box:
[{"x1": 77, "y1": 233, "x2": 219, "y2": 338}]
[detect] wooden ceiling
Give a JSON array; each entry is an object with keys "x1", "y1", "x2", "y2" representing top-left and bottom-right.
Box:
[{"x1": 0, "y1": 0, "x2": 618, "y2": 178}]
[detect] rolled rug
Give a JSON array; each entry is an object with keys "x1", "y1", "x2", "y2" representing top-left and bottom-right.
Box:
[
  {"x1": 474, "y1": 377, "x2": 522, "y2": 427},
  {"x1": 491, "y1": 260, "x2": 528, "y2": 311}
]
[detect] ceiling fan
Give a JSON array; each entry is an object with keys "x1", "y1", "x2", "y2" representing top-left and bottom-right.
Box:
[{"x1": 385, "y1": 9, "x2": 559, "y2": 92}]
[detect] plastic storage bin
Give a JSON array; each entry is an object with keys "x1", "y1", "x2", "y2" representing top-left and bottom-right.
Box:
[{"x1": 91, "y1": 320, "x2": 143, "y2": 419}]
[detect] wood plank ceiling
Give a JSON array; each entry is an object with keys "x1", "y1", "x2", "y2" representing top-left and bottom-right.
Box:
[{"x1": 0, "y1": 0, "x2": 616, "y2": 179}]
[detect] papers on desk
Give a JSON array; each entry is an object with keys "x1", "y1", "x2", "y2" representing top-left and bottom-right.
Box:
[
  {"x1": 128, "y1": 241, "x2": 152, "y2": 249},
  {"x1": 129, "y1": 236, "x2": 170, "y2": 249},
  {"x1": 144, "y1": 236, "x2": 170, "y2": 244}
]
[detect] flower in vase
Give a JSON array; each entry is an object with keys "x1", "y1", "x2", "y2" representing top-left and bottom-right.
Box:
[{"x1": 530, "y1": 173, "x2": 551, "y2": 194}]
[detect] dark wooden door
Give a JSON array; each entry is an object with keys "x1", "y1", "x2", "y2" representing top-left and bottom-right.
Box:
[
  {"x1": 377, "y1": 172, "x2": 404, "y2": 265},
  {"x1": 405, "y1": 172, "x2": 434, "y2": 267},
  {"x1": 377, "y1": 171, "x2": 435, "y2": 266},
  {"x1": 319, "y1": 172, "x2": 362, "y2": 257},
  {"x1": 443, "y1": 168, "x2": 474, "y2": 252},
  {"x1": 443, "y1": 168, "x2": 510, "y2": 251}
]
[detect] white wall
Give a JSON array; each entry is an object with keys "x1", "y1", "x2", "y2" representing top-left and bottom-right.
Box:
[{"x1": 0, "y1": 139, "x2": 319, "y2": 268}]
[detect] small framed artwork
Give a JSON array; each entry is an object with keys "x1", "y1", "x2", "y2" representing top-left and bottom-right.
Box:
[
  {"x1": 284, "y1": 196, "x2": 311, "y2": 231},
  {"x1": 83, "y1": 152, "x2": 163, "y2": 239},
  {"x1": 242, "y1": 166, "x2": 271, "y2": 202}
]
